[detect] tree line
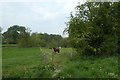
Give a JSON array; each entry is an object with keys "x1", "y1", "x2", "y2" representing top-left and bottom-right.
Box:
[
  {"x1": 2, "y1": 25, "x2": 70, "y2": 48},
  {"x1": 65, "y1": 2, "x2": 120, "y2": 56}
]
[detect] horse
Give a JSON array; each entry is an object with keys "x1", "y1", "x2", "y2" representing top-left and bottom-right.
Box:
[{"x1": 53, "y1": 47, "x2": 60, "y2": 53}]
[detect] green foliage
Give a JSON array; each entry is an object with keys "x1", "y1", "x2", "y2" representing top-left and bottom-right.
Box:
[
  {"x1": 100, "y1": 35, "x2": 118, "y2": 55},
  {"x1": 2, "y1": 25, "x2": 70, "y2": 48},
  {"x1": 65, "y1": 2, "x2": 120, "y2": 56},
  {"x1": 30, "y1": 33, "x2": 46, "y2": 47},
  {"x1": 2, "y1": 25, "x2": 26, "y2": 44},
  {"x1": 30, "y1": 32, "x2": 69, "y2": 48},
  {"x1": 25, "y1": 64, "x2": 55, "y2": 78},
  {"x1": 18, "y1": 32, "x2": 32, "y2": 47}
]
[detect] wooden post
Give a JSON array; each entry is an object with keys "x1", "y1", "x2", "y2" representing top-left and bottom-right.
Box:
[
  {"x1": 44, "y1": 52, "x2": 46, "y2": 64},
  {"x1": 70, "y1": 52, "x2": 73, "y2": 60},
  {"x1": 52, "y1": 52, "x2": 54, "y2": 62}
]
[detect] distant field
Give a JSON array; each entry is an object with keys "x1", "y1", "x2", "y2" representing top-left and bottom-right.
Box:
[
  {"x1": 2, "y1": 47, "x2": 73, "y2": 78},
  {"x1": 2, "y1": 44, "x2": 17, "y2": 47},
  {"x1": 2, "y1": 47, "x2": 119, "y2": 78}
]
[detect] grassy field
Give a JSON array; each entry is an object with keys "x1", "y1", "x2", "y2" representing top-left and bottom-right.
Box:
[{"x1": 2, "y1": 47, "x2": 119, "y2": 78}]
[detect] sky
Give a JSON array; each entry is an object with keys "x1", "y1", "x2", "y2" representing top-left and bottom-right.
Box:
[{"x1": 0, "y1": 0, "x2": 86, "y2": 37}]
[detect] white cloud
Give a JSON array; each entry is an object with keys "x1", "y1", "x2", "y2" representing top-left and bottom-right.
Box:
[
  {"x1": 1, "y1": 0, "x2": 86, "y2": 37},
  {"x1": 0, "y1": 3, "x2": 2, "y2": 28},
  {"x1": 30, "y1": 5, "x2": 55, "y2": 20},
  {"x1": 0, "y1": 0, "x2": 85, "y2": 3}
]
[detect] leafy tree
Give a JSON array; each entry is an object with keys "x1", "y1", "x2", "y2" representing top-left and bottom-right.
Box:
[
  {"x1": 110, "y1": 2, "x2": 120, "y2": 55},
  {"x1": 2, "y1": 25, "x2": 70, "y2": 48},
  {"x1": 31, "y1": 33, "x2": 41, "y2": 47},
  {"x1": 2, "y1": 25, "x2": 26, "y2": 44},
  {"x1": 65, "y1": 2, "x2": 119, "y2": 56},
  {"x1": 18, "y1": 29, "x2": 32, "y2": 47}
]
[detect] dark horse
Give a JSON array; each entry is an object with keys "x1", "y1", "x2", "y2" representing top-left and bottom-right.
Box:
[{"x1": 53, "y1": 47, "x2": 60, "y2": 53}]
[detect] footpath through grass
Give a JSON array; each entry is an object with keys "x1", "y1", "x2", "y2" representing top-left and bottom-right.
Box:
[{"x1": 2, "y1": 47, "x2": 119, "y2": 78}]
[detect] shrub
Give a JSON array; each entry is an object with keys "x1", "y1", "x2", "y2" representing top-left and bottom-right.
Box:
[
  {"x1": 100, "y1": 35, "x2": 118, "y2": 56},
  {"x1": 24, "y1": 64, "x2": 55, "y2": 78}
]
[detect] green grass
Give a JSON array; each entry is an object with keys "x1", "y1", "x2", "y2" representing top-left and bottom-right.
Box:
[
  {"x1": 3, "y1": 47, "x2": 42, "y2": 77},
  {"x1": 2, "y1": 47, "x2": 119, "y2": 78},
  {"x1": 58, "y1": 56, "x2": 119, "y2": 78},
  {"x1": 2, "y1": 44, "x2": 17, "y2": 47},
  {"x1": 2, "y1": 47, "x2": 73, "y2": 78}
]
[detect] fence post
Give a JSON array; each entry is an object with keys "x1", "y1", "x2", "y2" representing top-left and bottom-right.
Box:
[
  {"x1": 52, "y1": 52, "x2": 54, "y2": 62},
  {"x1": 44, "y1": 52, "x2": 46, "y2": 64},
  {"x1": 70, "y1": 52, "x2": 73, "y2": 60}
]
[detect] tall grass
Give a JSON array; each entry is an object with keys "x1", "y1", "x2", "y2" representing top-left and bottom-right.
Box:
[
  {"x1": 3, "y1": 47, "x2": 43, "y2": 78},
  {"x1": 2, "y1": 47, "x2": 119, "y2": 78},
  {"x1": 58, "y1": 56, "x2": 118, "y2": 78}
]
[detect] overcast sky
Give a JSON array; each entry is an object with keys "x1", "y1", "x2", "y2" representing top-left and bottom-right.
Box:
[{"x1": 0, "y1": 0, "x2": 86, "y2": 37}]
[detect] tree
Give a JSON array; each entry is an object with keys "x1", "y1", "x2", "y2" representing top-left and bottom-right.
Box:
[
  {"x1": 110, "y1": 2, "x2": 120, "y2": 55},
  {"x1": 65, "y1": 2, "x2": 119, "y2": 56},
  {"x1": 18, "y1": 28, "x2": 32, "y2": 47},
  {"x1": 30, "y1": 33, "x2": 64, "y2": 47},
  {"x1": 2, "y1": 25, "x2": 26, "y2": 44}
]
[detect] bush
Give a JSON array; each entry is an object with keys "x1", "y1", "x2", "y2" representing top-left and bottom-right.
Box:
[
  {"x1": 100, "y1": 35, "x2": 118, "y2": 56},
  {"x1": 24, "y1": 64, "x2": 55, "y2": 78},
  {"x1": 65, "y1": 2, "x2": 119, "y2": 56},
  {"x1": 18, "y1": 32, "x2": 32, "y2": 47}
]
